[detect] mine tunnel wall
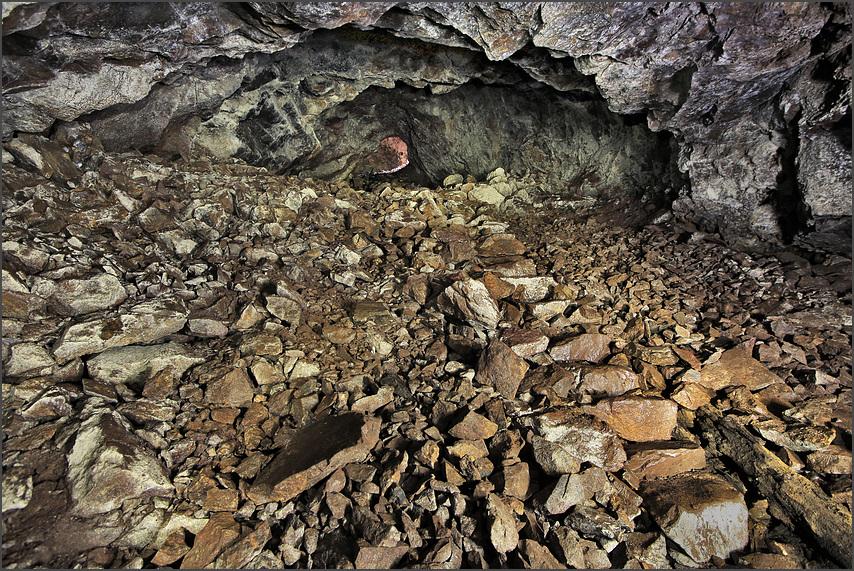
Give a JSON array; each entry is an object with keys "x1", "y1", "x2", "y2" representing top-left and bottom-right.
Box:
[{"x1": 2, "y1": 2, "x2": 851, "y2": 253}]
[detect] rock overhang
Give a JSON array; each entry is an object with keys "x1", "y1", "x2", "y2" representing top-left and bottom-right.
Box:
[{"x1": 2, "y1": 2, "x2": 851, "y2": 253}]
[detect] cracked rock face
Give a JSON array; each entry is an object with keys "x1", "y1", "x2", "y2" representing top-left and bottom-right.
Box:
[{"x1": 3, "y1": 2, "x2": 850, "y2": 250}]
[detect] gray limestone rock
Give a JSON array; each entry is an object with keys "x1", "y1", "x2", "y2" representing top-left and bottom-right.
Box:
[{"x1": 66, "y1": 412, "x2": 174, "y2": 518}]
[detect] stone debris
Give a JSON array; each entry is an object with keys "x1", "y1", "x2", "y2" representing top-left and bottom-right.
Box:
[
  {"x1": 1, "y1": 146, "x2": 850, "y2": 569},
  {"x1": 640, "y1": 473, "x2": 749, "y2": 564}
]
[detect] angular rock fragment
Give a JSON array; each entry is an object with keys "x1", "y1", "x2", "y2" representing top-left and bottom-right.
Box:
[
  {"x1": 86, "y1": 342, "x2": 204, "y2": 387},
  {"x1": 806, "y1": 446, "x2": 853, "y2": 475},
  {"x1": 51, "y1": 273, "x2": 128, "y2": 316},
  {"x1": 671, "y1": 381, "x2": 716, "y2": 410},
  {"x1": 700, "y1": 348, "x2": 782, "y2": 391},
  {"x1": 216, "y1": 520, "x2": 272, "y2": 569},
  {"x1": 180, "y1": 513, "x2": 240, "y2": 569},
  {"x1": 527, "y1": 409, "x2": 626, "y2": 473},
  {"x1": 249, "y1": 412, "x2": 380, "y2": 504},
  {"x1": 5, "y1": 342, "x2": 56, "y2": 378},
  {"x1": 486, "y1": 493, "x2": 519, "y2": 553},
  {"x1": 502, "y1": 328, "x2": 550, "y2": 357},
  {"x1": 501, "y1": 276, "x2": 557, "y2": 302},
  {"x1": 623, "y1": 441, "x2": 706, "y2": 479},
  {"x1": 52, "y1": 297, "x2": 188, "y2": 363},
  {"x1": 624, "y1": 342, "x2": 679, "y2": 365},
  {"x1": 66, "y1": 412, "x2": 174, "y2": 518},
  {"x1": 448, "y1": 410, "x2": 498, "y2": 440},
  {"x1": 584, "y1": 396, "x2": 678, "y2": 442},
  {"x1": 751, "y1": 418, "x2": 836, "y2": 452},
  {"x1": 205, "y1": 367, "x2": 254, "y2": 407},
  {"x1": 572, "y1": 364, "x2": 642, "y2": 397},
  {"x1": 549, "y1": 333, "x2": 611, "y2": 364},
  {"x1": 476, "y1": 339, "x2": 529, "y2": 399},
  {"x1": 640, "y1": 473, "x2": 749, "y2": 563},
  {"x1": 437, "y1": 278, "x2": 501, "y2": 330},
  {"x1": 541, "y1": 466, "x2": 608, "y2": 514}
]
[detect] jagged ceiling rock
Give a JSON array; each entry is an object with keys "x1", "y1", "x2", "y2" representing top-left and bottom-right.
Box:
[{"x1": 2, "y1": 2, "x2": 850, "y2": 251}]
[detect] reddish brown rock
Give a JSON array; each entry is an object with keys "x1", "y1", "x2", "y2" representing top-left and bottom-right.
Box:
[
  {"x1": 205, "y1": 367, "x2": 254, "y2": 407},
  {"x1": 203, "y1": 487, "x2": 239, "y2": 512},
  {"x1": 624, "y1": 342, "x2": 679, "y2": 366},
  {"x1": 151, "y1": 531, "x2": 191, "y2": 567},
  {"x1": 541, "y1": 466, "x2": 608, "y2": 514},
  {"x1": 476, "y1": 339, "x2": 529, "y2": 399},
  {"x1": 354, "y1": 542, "x2": 409, "y2": 569},
  {"x1": 623, "y1": 442, "x2": 707, "y2": 479},
  {"x1": 448, "y1": 410, "x2": 498, "y2": 440},
  {"x1": 699, "y1": 348, "x2": 782, "y2": 391},
  {"x1": 481, "y1": 272, "x2": 515, "y2": 301},
  {"x1": 671, "y1": 382, "x2": 716, "y2": 410},
  {"x1": 521, "y1": 539, "x2": 566, "y2": 569},
  {"x1": 180, "y1": 512, "x2": 240, "y2": 569},
  {"x1": 502, "y1": 328, "x2": 550, "y2": 358},
  {"x1": 550, "y1": 333, "x2": 611, "y2": 364},
  {"x1": 216, "y1": 520, "x2": 273, "y2": 569},
  {"x1": 249, "y1": 412, "x2": 381, "y2": 504},
  {"x1": 528, "y1": 409, "x2": 626, "y2": 473},
  {"x1": 585, "y1": 396, "x2": 678, "y2": 442},
  {"x1": 573, "y1": 364, "x2": 642, "y2": 397},
  {"x1": 640, "y1": 474, "x2": 748, "y2": 563}
]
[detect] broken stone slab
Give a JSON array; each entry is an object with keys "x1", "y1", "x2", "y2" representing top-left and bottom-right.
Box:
[
  {"x1": 486, "y1": 493, "x2": 519, "y2": 554},
  {"x1": 501, "y1": 276, "x2": 557, "y2": 302},
  {"x1": 437, "y1": 278, "x2": 501, "y2": 330},
  {"x1": 526, "y1": 409, "x2": 626, "y2": 473},
  {"x1": 806, "y1": 445, "x2": 852, "y2": 475},
  {"x1": 205, "y1": 367, "x2": 255, "y2": 407},
  {"x1": 448, "y1": 410, "x2": 498, "y2": 440},
  {"x1": 265, "y1": 296, "x2": 302, "y2": 326},
  {"x1": 699, "y1": 348, "x2": 782, "y2": 391},
  {"x1": 502, "y1": 328, "x2": 550, "y2": 358},
  {"x1": 4, "y1": 341, "x2": 56, "y2": 379},
  {"x1": 52, "y1": 297, "x2": 188, "y2": 363},
  {"x1": 584, "y1": 396, "x2": 678, "y2": 442},
  {"x1": 249, "y1": 412, "x2": 381, "y2": 504},
  {"x1": 670, "y1": 381, "x2": 716, "y2": 410},
  {"x1": 624, "y1": 342, "x2": 679, "y2": 366},
  {"x1": 351, "y1": 301, "x2": 399, "y2": 328},
  {"x1": 750, "y1": 418, "x2": 836, "y2": 452},
  {"x1": 640, "y1": 473, "x2": 748, "y2": 564},
  {"x1": 541, "y1": 466, "x2": 608, "y2": 514},
  {"x1": 353, "y1": 541, "x2": 409, "y2": 569},
  {"x1": 622, "y1": 441, "x2": 707, "y2": 479},
  {"x1": 86, "y1": 342, "x2": 204, "y2": 387},
  {"x1": 476, "y1": 339, "x2": 529, "y2": 399},
  {"x1": 549, "y1": 333, "x2": 611, "y2": 364},
  {"x1": 180, "y1": 512, "x2": 241, "y2": 570},
  {"x1": 571, "y1": 364, "x2": 642, "y2": 398},
  {"x1": 50, "y1": 273, "x2": 128, "y2": 316},
  {"x1": 66, "y1": 412, "x2": 174, "y2": 518},
  {"x1": 696, "y1": 405, "x2": 852, "y2": 568},
  {"x1": 215, "y1": 520, "x2": 272, "y2": 569}
]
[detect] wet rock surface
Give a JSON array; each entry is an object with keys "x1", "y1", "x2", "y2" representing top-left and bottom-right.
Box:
[{"x1": 1, "y1": 144, "x2": 851, "y2": 569}]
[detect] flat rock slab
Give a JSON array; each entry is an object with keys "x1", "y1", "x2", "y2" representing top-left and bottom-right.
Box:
[
  {"x1": 249, "y1": 412, "x2": 380, "y2": 504},
  {"x1": 549, "y1": 333, "x2": 611, "y2": 364},
  {"x1": 640, "y1": 473, "x2": 748, "y2": 563},
  {"x1": 437, "y1": 278, "x2": 501, "y2": 330},
  {"x1": 584, "y1": 396, "x2": 678, "y2": 442},
  {"x1": 52, "y1": 297, "x2": 188, "y2": 363},
  {"x1": 86, "y1": 342, "x2": 204, "y2": 387},
  {"x1": 700, "y1": 348, "x2": 782, "y2": 391},
  {"x1": 623, "y1": 441, "x2": 706, "y2": 479},
  {"x1": 66, "y1": 412, "x2": 174, "y2": 518},
  {"x1": 526, "y1": 409, "x2": 626, "y2": 473},
  {"x1": 476, "y1": 339, "x2": 529, "y2": 399},
  {"x1": 751, "y1": 418, "x2": 836, "y2": 452}
]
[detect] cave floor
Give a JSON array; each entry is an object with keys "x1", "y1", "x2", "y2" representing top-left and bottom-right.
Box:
[{"x1": 1, "y1": 152, "x2": 852, "y2": 569}]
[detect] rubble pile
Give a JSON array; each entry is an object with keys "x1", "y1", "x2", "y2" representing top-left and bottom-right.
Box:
[{"x1": 2, "y1": 136, "x2": 851, "y2": 569}]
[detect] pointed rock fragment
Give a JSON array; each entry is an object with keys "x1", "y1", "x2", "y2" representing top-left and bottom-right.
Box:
[
  {"x1": 249, "y1": 412, "x2": 380, "y2": 504},
  {"x1": 699, "y1": 348, "x2": 782, "y2": 391},
  {"x1": 437, "y1": 278, "x2": 501, "y2": 330},
  {"x1": 476, "y1": 339, "x2": 529, "y2": 399},
  {"x1": 640, "y1": 473, "x2": 748, "y2": 563},
  {"x1": 584, "y1": 396, "x2": 678, "y2": 442}
]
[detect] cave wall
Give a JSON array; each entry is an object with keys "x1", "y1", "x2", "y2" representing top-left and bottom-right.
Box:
[{"x1": 2, "y1": 2, "x2": 851, "y2": 251}]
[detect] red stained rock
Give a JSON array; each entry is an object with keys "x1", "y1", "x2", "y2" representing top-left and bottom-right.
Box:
[
  {"x1": 476, "y1": 339, "x2": 529, "y2": 399},
  {"x1": 249, "y1": 412, "x2": 380, "y2": 504},
  {"x1": 550, "y1": 333, "x2": 612, "y2": 364},
  {"x1": 623, "y1": 441, "x2": 707, "y2": 479},
  {"x1": 699, "y1": 348, "x2": 782, "y2": 391},
  {"x1": 180, "y1": 512, "x2": 240, "y2": 569},
  {"x1": 584, "y1": 396, "x2": 678, "y2": 442}
]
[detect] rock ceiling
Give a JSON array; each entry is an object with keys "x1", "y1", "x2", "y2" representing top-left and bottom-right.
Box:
[{"x1": 2, "y1": 2, "x2": 851, "y2": 250}]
